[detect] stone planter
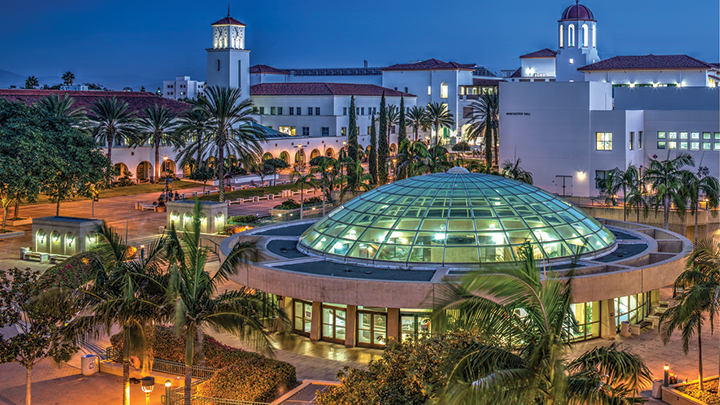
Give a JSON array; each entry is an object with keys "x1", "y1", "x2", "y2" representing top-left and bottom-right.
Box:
[
  {"x1": 662, "y1": 376, "x2": 719, "y2": 405},
  {"x1": 0, "y1": 231, "x2": 25, "y2": 240},
  {"x1": 155, "y1": 205, "x2": 167, "y2": 213}
]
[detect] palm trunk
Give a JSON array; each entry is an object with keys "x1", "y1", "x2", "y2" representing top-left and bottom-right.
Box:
[
  {"x1": 493, "y1": 128, "x2": 499, "y2": 167},
  {"x1": 664, "y1": 196, "x2": 670, "y2": 230},
  {"x1": 26, "y1": 366, "x2": 32, "y2": 405},
  {"x1": 484, "y1": 124, "x2": 492, "y2": 166},
  {"x1": 637, "y1": 201, "x2": 640, "y2": 223},
  {"x1": 184, "y1": 328, "x2": 195, "y2": 405},
  {"x1": 196, "y1": 132, "x2": 203, "y2": 171},
  {"x1": 218, "y1": 148, "x2": 225, "y2": 202},
  {"x1": 694, "y1": 201, "x2": 699, "y2": 247},
  {"x1": 698, "y1": 324, "x2": 704, "y2": 391},
  {"x1": 155, "y1": 142, "x2": 160, "y2": 182},
  {"x1": 300, "y1": 186, "x2": 304, "y2": 220},
  {"x1": 123, "y1": 332, "x2": 131, "y2": 405}
]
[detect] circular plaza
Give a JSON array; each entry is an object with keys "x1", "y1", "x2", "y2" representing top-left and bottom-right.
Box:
[{"x1": 221, "y1": 169, "x2": 693, "y2": 348}]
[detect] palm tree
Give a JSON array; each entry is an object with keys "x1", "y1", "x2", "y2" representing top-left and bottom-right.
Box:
[
  {"x1": 425, "y1": 102, "x2": 455, "y2": 146},
  {"x1": 36, "y1": 93, "x2": 86, "y2": 123},
  {"x1": 644, "y1": 153, "x2": 695, "y2": 229},
  {"x1": 407, "y1": 105, "x2": 428, "y2": 142},
  {"x1": 606, "y1": 165, "x2": 639, "y2": 222},
  {"x1": 290, "y1": 170, "x2": 317, "y2": 219},
  {"x1": 165, "y1": 203, "x2": 286, "y2": 405},
  {"x1": 682, "y1": 167, "x2": 720, "y2": 247},
  {"x1": 436, "y1": 244, "x2": 652, "y2": 404},
  {"x1": 340, "y1": 161, "x2": 373, "y2": 202},
  {"x1": 414, "y1": 144, "x2": 452, "y2": 175},
  {"x1": 464, "y1": 160, "x2": 496, "y2": 174},
  {"x1": 137, "y1": 104, "x2": 182, "y2": 181},
  {"x1": 62, "y1": 71, "x2": 75, "y2": 86},
  {"x1": 467, "y1": 94, "x2": 499, "y2": 167},
  {"x1": 175, "y1": 106, "x2": 211, "y2": 174},
  {"x1": 386, "y1": 104, "x2": 399, "y2": 138},
  {"x1": 395, "y1": 139, "x2": 422, "y2": 180},
  {"x1": 67, "y1": 224, "x2": 169, "y2": 405},
  {"x1": 24, "y1": 76, "x2": 39, "y2": 89},
  {"x1": 501, "y1": 158, "x2": 533, "y2": 185},
  {"x1": 193, "y1": 86, "x2": 267, "y2": 202},
  {"x1": 89, "y1": 97, "x2": 139, "y2": 163},
  {"x1": 625, "y1": 186, "x2": 650, "y2": 224},
  {"x1": 309, "y1": 157, "x2": 338, "y2": 215}
]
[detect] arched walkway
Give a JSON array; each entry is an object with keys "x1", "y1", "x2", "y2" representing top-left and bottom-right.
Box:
[
  {"x1": 325, "y1": 148, "x2": 335, "y2": 158},
  {"x1": 262, "y1": 152, "x2": 273, "y2": 161},
  {"x1": 114, "y1": 163, "x2": 129, "y2": 177},
  {"x1": 279, "y1": 151, "x2": 290, "y2": 164},
  {"x1": 160, "y1": 159, "x2": 176, "y2": 179},
  {"x1": 310, "y1": 149, "x2": 321, "y2": 160},
  {"x1": 136, "y1": 161, "x2": 153, "y2": 182},
  {"x1": 295, "y1": 150, "x2": 305, "y2": 165}
]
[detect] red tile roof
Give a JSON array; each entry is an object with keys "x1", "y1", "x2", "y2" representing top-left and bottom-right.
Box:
[
  {"x1": 212, "y1": 16, "x2": 245, "y2": 26},
  {"x1": 0, "y1": 90, "x2": 192, "y2": 117},
  {"x1": 578, "y1": 55, "x2": 716, "y2": 71},
  {"x1": 472, "y1": 78, "x2": 504, "y2": 86},
  {"x1": 510, "y1": 67, "x2": 522, "y2": 78},
  {"x1": 520, "y1": 48, "x2": 558, "y2": 59},
  {"x1": 249, "y1": 65, "x2": 290, "y2": 75},
  {"x1": 381, "y1": 58, "x2": 475, "y2": 71},
  {"x1": 250, "y1": 83, "x2": 415, "y2": 97}
]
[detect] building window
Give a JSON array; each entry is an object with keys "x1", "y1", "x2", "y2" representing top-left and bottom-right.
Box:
[
  {"x1": 295, "y1": 107, "x2": 300, "y2": 115},
  {"x1": 691, "y1": 142, "x2": 700, "y2": 151},
  {"x1": 341, "y1": 127, "x2": 347, "y2": 136},
  {"x1": 390, "y1": 125, "x2": 396, "y2": 134},
  {"x1": 277, "y1": 107, "x2": 283, "y2": 115},
  {"x1": 668, "y1": 131, "x2": 677, "y2": 140},
  {"x1": 259, "y1": 107, "x2": 265, "y2": 114},
  {"x1": 669, "y1": 141, "x2": 677, "y2": 149},
  {"x1": 657, "y1": 141, "x2": 666, "y2": 149},
  {"x1": 629, "y1": 132, "x2": 634, "y2": 150},
  {"x1": 321, "y1": 305, "x2": 347, "y2": 344},
  {"x1": 595, "y1": 170, "x2": 610, "y2": 190},
  {"x1": 715, "y1": 142, "x2": 720, "y2": 150},
  {"x1": 703, "y1": 132, "x2": 711, "y2": 140},
  {"x1": 715, "y1": 132, "x2": 720, "y2": 140},
  {"x1": 559, "y1": 25, "x2": 564, "y2": 48},
  {"x1": 289, "y1": 107, "x2": 294, "y2": 115},
  {"x1": 270, "y1": 107, "x2": 276, "y2": 115},
  {"x1": 343, "y1": 107, "x2": 347, "y2": 115},
  {"x1": 680, "y1": 132, "x2": 688, "y2": 140},
  {"x1": 615, "y1": 293, "x2": 651, "y2": 330},
  {"x1": 570, "y1": 301, "x2": 600, "y2": 341},
  {"x1": 302, "y1": 127, "x2": 309, "y2": 136},
  {"x1": 680, "y1": 142, "x2": 688, "y2": 150},
  {"x1": 592, "y1": 25, "x2": 596, "y2": 47},
  {"x1": 293, "y1": 300, "x2": 312, "y2": 336},
  {"x1": 315, "y1": 107, "x2": 321, "y2": 116},
  {"x1": 691, "y1": 132, "x2": 700, "y2": 140},
  {"x1": 356, "y1": 107, "x2": 360, "y2": 115},
  {"x1": 440, "y1": 82, "x2": 448, "y2": 99},
  {"x1": 582, "y1": 24, "x2": 588, "y2": 47},
  {"x1": 568, "y1": 24, "x2": 575, "y2": 47},
  {"x1": 358, "y1": 311, "x2": 387, "y2": 348},
  {"x1": 427, "y1": 86, "x2": 432, "y2": 95},
  {"x1": 361, "y1": 107, "x2": 365, "y2": 115},
  {"x1": 657, "y1": 131, "x2": 666, "y2": 139},
  {"x1": 703, "y1": 142, "x2": 711, "y2": 150},
  {"x1": 596, "y1": 132, "x2": 612, "y2": 151},
  {"x1": 217, "y1": 60, "x2": 220, "y2": 71},
  {"x1": 401, "y1": 312, "x2": 431, "y2": 343},
  {"x1": 279, "y1": 126, "x2": 296, "y2": 136},
  {"x1": 322, "y1": 127, "x2": 329, "y2": 136},
  {"x1": 638, "y1": 131, "x2": 643, "y2": 149},
  {"x1": 308, "y1": 107, "x2": 313, "y2": 116},
  {"x1": 367, "y1": 126, "x2": 372, "y2": 134}
]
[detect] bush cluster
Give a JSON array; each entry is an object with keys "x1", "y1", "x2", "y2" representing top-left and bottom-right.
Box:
[
  {"x1": 303, "y1": 196, "x2": 323, "y2": 205},
  {"x1": 228, "y1": 214, "x2": 258, "y2": 224},
  {"x1": 273, "y1": 199, "x2": 301, "y2": 210},
  {"x1": 39, "y1": 244, "x2": 126, "y2": 288}
]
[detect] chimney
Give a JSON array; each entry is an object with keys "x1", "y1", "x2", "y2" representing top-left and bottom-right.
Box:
[{"x1": 364, "y1": 60, "x2": 368, "y2": 68}]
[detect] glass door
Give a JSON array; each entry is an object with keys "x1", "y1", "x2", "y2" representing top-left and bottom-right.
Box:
[
  {"x1": 293, "y1": 300, "x2": 312, "y2": 336},
  {"x1": 322, "y1": 306, "x2": 347, "y2": 344},
  {"x1": 358, "y1": 311, "x2": 387, "y2": 348}
]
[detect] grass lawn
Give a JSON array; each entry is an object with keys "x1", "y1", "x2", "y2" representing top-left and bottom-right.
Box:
[
  {"x1": 19, "y1": 181, "x2": 202, "y2": 206},
  {"x1": 198, "y1": 183, "x2": 302, "y2": 202}
]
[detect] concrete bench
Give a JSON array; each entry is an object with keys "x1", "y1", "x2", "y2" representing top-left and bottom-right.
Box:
[
  {"x1": 25, "y1": 252, "x2": 49, "y2": 263},
  {"x1": 631, "y1": 320, "x2": 653, "y2": 335},
  {"x1": 50, "y1": 255, "x2": 71, "y2": 264},
  {"x1": 140, "y1": 204, "x2": 155, "y2": 211},
  {"x1": 645, "y1": 315, "x2": 660, "y2": 329}
]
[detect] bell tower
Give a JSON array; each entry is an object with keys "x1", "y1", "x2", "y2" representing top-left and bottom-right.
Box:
[
  {"x1": 556, "y1": 2, "x2": 599, "y2": 82},
  {"x1": 206, "y1": 12, "x2": 251, "y2": 100}
]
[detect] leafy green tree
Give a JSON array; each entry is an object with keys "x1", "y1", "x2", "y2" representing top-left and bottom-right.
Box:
[
  {"x1": 24, "y1": 76, "x2": 38, "y2": 89},
  {"x1": 451, "y1": 141, "x2": 470, "y2": 152},
  {"x1": 165, "y1": 203, "x2": 286, "y2": 405},
  {"x1": 263, "y1": 157, "x2": 290, "y2": 186},
  {"x1": 464, "y1": 159, "x2": 497, "y2": 174},
  {"x1": 378, "y1": 93, "x2": 389, "y2": 184},
  {"x1": 0, "y1": 268, "x2": 79, "y2": 405},
  {"x1": 369, "y1": 114, "x2": 378, "y2": 184},
  {"x1": 682, "y1": 167, "x2": 720, "y2": 246},
  {"x1": 61, "y1": 71, "x2": 75, "y2": 86},
  {"x1": 644, "y1": 152, "x2": 695, "y2": 229},
  {"x1": 500, "y1": 158, "x2": 533, "y2": 185},
  {"x1": 37, "y1": 94, "x2": 86, "y2": 123},
  {"x1": 414, "y1": 145, "x2": 452, "y2": 175},
  {"x1": 407, "y1": 105, "x2": 428, "y2": 142},
  {"x1": 89, "y1": 97, "x2": 139, "y2": 163},
  {"x1": 436, "y1": 244, "x2": 651, "y2": 404},
  {"x1": 398, "y1": 96, "x2": 407, "y2": 147},
  {"x1": 193, "y1": 86, "x2": 266, "y2": 202},
  {"x1": 340, "y1": 161, "x2": 374, "y2": 202},
  {"x1": 347, "y1": 96, "x2": 358, "y2": 180},
  {"x1": 426, "y1": 102, "x2": 455, "y2": 147},
  {"x1": 467, "y1": 94, "x2": 499, "y2": 166},
  {"x1": 188, "y1": 164, "x2": 215, "y2": 194},
  {"x1": 136, "y1": 104, "x2": 182, "y2": 181},
  {"x1": 67, "y1": 224, "x2": 170, "y2": 405},
  {"x1": 174, "y1": 103, "x2": 211, "y2": 173},
  {"x1": 290, "y1": 170, "x2": 317, "y2": 219}
]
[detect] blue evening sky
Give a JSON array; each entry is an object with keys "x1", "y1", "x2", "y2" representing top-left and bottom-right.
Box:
[{"x1": 0, "y1": 0, "x2": 717, "y2": 82}]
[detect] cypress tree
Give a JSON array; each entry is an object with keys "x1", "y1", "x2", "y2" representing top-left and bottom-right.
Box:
[
  {"x1": 378, "y1": 92, "x2": 388, "y2": 185},
  {"x1": 369, "y1": 114, "x2": 378, "y2": 184},
  {"x1": 398, "y1": 96, "x2": 407, "y2": 147},
  {"x1": 347, "y1": 96, "x2": 358, "y2": 181}
]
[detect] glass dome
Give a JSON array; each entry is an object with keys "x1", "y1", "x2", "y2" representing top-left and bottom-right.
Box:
[{"x1": 298, "y1": 170, "x2": 615, "y2": 265}]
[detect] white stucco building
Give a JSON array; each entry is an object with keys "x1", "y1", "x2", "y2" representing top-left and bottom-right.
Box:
[{"x1": 162, "y1": 76, "x2": 206, "y2": 100}]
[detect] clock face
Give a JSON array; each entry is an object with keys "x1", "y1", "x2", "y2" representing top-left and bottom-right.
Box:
[{"x1": 215, "y1": 29, "x2": 221, "y2": 39}]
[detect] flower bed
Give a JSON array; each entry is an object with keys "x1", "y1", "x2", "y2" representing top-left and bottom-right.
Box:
[{"x1": 676, "y1": 379, "x2": 720, "y2": 405}]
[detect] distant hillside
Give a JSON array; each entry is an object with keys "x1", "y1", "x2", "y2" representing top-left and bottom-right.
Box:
[
  {"x1": 0, "y1": 69, "x2": 25, "y2": 88},
  {"x1": 0, "y1": 69, "x2": 160, "y2": 92}
]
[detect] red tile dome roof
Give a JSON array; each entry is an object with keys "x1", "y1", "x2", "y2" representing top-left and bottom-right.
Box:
[{"x1": 561, "y1": 4, "x2": 594, "y2": 21}]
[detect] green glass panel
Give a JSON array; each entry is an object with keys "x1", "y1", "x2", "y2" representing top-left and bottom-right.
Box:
[
  {"x1": 448, "y1": 219, "x2": 475, "y2": 231},
  {"x1": 444, "y1": 247, "x2": 480, "y2": 263},
  {"x1": 358, "y1": 228, "x2": 389, "y2": 243},
  {"x1": 420, "y1": 219, "x2": 447, "y2": 231},
  {"x1": 408, "y1": 246, "x2": 444, "y2": 262},
  {"x1": 446, "y1": 232, "x2": 477, "y2": 245}
]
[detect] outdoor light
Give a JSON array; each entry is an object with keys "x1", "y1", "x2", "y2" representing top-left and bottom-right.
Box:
[
  {"x1": 663, "y1": 364, "x2": 670, "y2": 387},
  {"x1": 52, "y1": 234, "x2": 60, "y2": 244},
  {"x1": 164, "y1": 380, "x2": 171, "y2": 405},
  {"x1": 140, "y1": 245, "x2": 145, "y2": 261},
  {"x1": 141, "y1": 376, "x2": 155, "y2": 405}
]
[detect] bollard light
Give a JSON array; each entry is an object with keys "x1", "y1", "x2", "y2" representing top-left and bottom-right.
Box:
[
  {"x1": 164, "y1": 380, "x2": 172, "y2": 405},
  {"x1": 141, "y1": 376, "x2": 155, "y2": 405},
  {"x1": 140, "y1": 245, "x2": 145, "y2": 261},
  {"x1": 663, "y1": 364, "x2": 669, "y2": 387}
]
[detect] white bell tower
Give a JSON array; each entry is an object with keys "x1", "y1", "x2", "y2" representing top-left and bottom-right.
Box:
[
  {"x1": 556, "y1": 2, "x2": 600, "y2": 82},
  {"x1": 206, "y1": 12, "x2": 251, "y2": 100}
]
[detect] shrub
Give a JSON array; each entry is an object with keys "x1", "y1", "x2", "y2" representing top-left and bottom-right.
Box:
[
  {"x1": 303, "y1": 196, "x2": 323, "y2": 205},
  {"x1": 274, "y1": 199, "x2": 300, "y2": 210},
  {"x1": 39, "y1": 243, "x2": 124, "y2": 288},
  {"x1": 451, "y1": 141, "x2": 471, "y2": 152},
  {"x1": 197, "y1": 360, "x2": 292, "y2": 403},
  {"x1": 228, "y1": 214, "x2": 258, "y2": 224}
]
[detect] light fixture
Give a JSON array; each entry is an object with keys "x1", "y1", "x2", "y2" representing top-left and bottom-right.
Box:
[
  {"x1": 52, "y1": 234, "x2": 60, "y2": 244},
  {"x1": 577, "y1": 171, "x2": 586, "y2": 180},
  {"x1": 141, "y1": 376, "x2": 155, "y2": 405},
  {"x1": 629, "y1": 83, "x2": 635, "y2": 88},
  {"x1": 569, "y1": 58, "x2": 574, "y2": 64},
  {"x1": 663, "y1": 364, "x2": 670, "y2": 387}
]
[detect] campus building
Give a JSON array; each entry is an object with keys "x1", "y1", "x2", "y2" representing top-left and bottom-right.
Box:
[
  {"x1": 162, "y1": 76, "x2": 206, "y2": 100},
  {"x1": 222, "y1": 168, "x2": 692, "y2": 347}
]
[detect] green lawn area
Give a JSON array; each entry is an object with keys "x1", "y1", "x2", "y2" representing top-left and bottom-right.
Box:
[
  {"x1": 19, "y1": 181, "x2": 202, "y2": 206},
  {"x1": 198, "y1": 183, "x2": 301, "y2": 202}
]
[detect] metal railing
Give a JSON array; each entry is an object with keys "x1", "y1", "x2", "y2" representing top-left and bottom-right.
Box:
[
  {"x1": 166, "y1": 379, "x2": 270, "y2": 405},
  {"x1": 105, "y1": 347, "x2": 217, "y2": 379}
]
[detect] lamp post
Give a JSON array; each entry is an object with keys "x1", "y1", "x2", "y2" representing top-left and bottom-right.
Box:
[
  {"x1": 294, "y1": 143, "x2": 304, "y2": 170},
  {"x1": 140, "y1": 376, "x2": 155, "y2": 405},
  {"x1": 392, "y1": 158, "x2": 397, "y2": 181},
  {"x1": 663, "y1": 364, "x2": 669, "y2": 387},
  {"x1": 140, "y1": 245, "x2": 145, "y2": 262},
  {"x1": 163, "y1": 155, "x2": 169, "y2": 201},
  {"x1": 164, "y1": 380, "x2": 171, "y2": 405}
]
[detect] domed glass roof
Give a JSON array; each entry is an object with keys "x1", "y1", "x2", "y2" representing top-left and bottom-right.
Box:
[{"x1": 298, "y1": 171, "x2": 615, "y2": 265}]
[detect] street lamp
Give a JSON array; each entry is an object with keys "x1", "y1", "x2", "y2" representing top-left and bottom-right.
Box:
[
  {"x1": 663, "y1": 364, "x2": 669, "y2": 387},
  {"x1": 392, "y1": 159, "x2": 397, "y2": 180},
  {"x1": 163, "y1": 156, "x2": 169, "y2": 201},
  {"x1": 141, "y1": 376, "x2": 155, "y2": 405},
  {"x1": 294, "y1": 143, "x2": 304, "y2": 170},
  {"x1": 140, "y1": 245, "x2": 145, "y2": 261},
  {"x1": 164, "y1": 380, "x2": 171, "y2": 405}
]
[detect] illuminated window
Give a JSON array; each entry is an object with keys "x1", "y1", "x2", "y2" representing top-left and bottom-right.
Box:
[
  {"x1": 657, "y1": 141, "x2": 666, "y2": 149},
  {"x1": 559, "y1": 25, "x2": 564, "y2": 48},
  {"x1": 703, "y1": 142, "x2": 711, "y2": 150},
  {"x1": 582, "y1": 24, "x2": 588, "y2": 47},
  {"x1": 703, "y1": 132, "x2": 711, "y2": 140},
  {"x1": 341, "y1": 127, "x2": 347, "y2": 136},
  {"x1": 715, "y1": 142, "x2": 720, "y2": 150},
  {"x1": 440, "y1": 82, "x2": 448, "y2": 99},
  {"x1": 715, "y1": 133, "x2": 720, "y2": 140},
  {"x1": 669, "y1": 142, "x2": 677, "y2": 149},
  {"x1": 270, "y1": 107, "x2": 276, "y2": 115},
  {"x1": 680, "y1": 142, "x2": 688, "y2": 150},
  {"x1": 691, "y1": 142, "x2": 700, "y2": 150},
  {"x1": 460, "y1": 87, "x2": 465, "y2": 95},
  {"x1": 427, "y1": 86, "x2": 432, "y2": 95},
  {"x1": 668, "y1": 132, "x2": 677, "y2": 140},
  {"x1": 657, "y1": 131, "x2": 665, "y2": 139},
  {"x1": 691, "y1": 132, "x2": 700, "y2": 140},
  {"x1": 568, "y1": 24, "x2": 575, "y2": 47},
  {"x1": 629, "y1": 132, "x2": 634, "y2": 150},
  {"x1": 596, "y1": 132, "x2": 612, "y2": 150},
  {"x1": 680, "y1": 132, "x2": 688, "y2": 140},
  {"x1": 279, "y1": 126, "x2": 296, "y2": 136}
]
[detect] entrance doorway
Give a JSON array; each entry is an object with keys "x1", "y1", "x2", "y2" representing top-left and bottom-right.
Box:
[
  {"x1": 322, "y1": 305, "x2": 346, "y2": 344},
  {"x1": 293, "y1": 300, "x2": 312, "y2": 337},
  {"x1": 555, "y1": 175, "x2": 573, "y2": 197},
  {"x1": 357, "y1": 311, "x2": 387, "y2": 348}
]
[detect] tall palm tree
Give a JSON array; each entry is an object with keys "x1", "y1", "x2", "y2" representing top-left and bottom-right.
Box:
[
  {"x1": 137, "y1": 104, "x2": 182, "y2": 181},
  {"x1": 62, "y1": 71, "x2": 75, "y2": 86},
  {"x1": 340, "y1": 161, "x2": 373, "y2": 202},
  {"x1": 36, "y1": 93, "x2": 86, "y2": 123},
  {"x1": 395, "y1": 139, "x2": 423, "y2": 180},
  {"x1": 290, "y1": 170, "x2": 317, "y2": 220},
  {"x1": 310, "y1": 157, "x2": 338, "y2": 215},
  {"x1": 436, "y1": 244, "x2": 652, "y2": 404},
  {"x1": 606, "y1": 165, "x2": 639, "y2": 222},
  {"x1": 89, "y1": 97, "x2": 139, "y2": 163},
  {"x1": 414, "y1": 145, "x2": 452, "y2": 175},
  {"x1": 175, "y1": 106, "x2": 212, "y2": 174},
  {"x1": 682, "y1": 167, "x2": 720, "y2": 247},
  {"x1": 644, "y1": 153, "x2": 695, "y2": 229},
  {"x1": 165, "y1": 203, "x2": 286, "y2": 405},
  {"x1": 386, "y1": 104, "x2": 399, "y2": 139},
  {"x1": 625, "y1": 186, "x2": 650, "y2": 224},
  {"x1": 501, "y1": 158, "x2": 533, "y2": 185},
  {"x1": 194, "y1": 86, "x2": 267, "y2": 202},
  {"x1": 407, "y1": 105, "x2": 428, "y2": 142},
  {"x1": 67, "y1": 224, "x2": 169, "y2": 405},
  {"x1": 425, "y1": 102, "x2": 455, "y2": 146},
  {"x1": 24, "y1": 76, "x2": 39, "y2": 89},
  {"x1": 467, "y1": 94, "x2": 499, "y2": 167}
]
